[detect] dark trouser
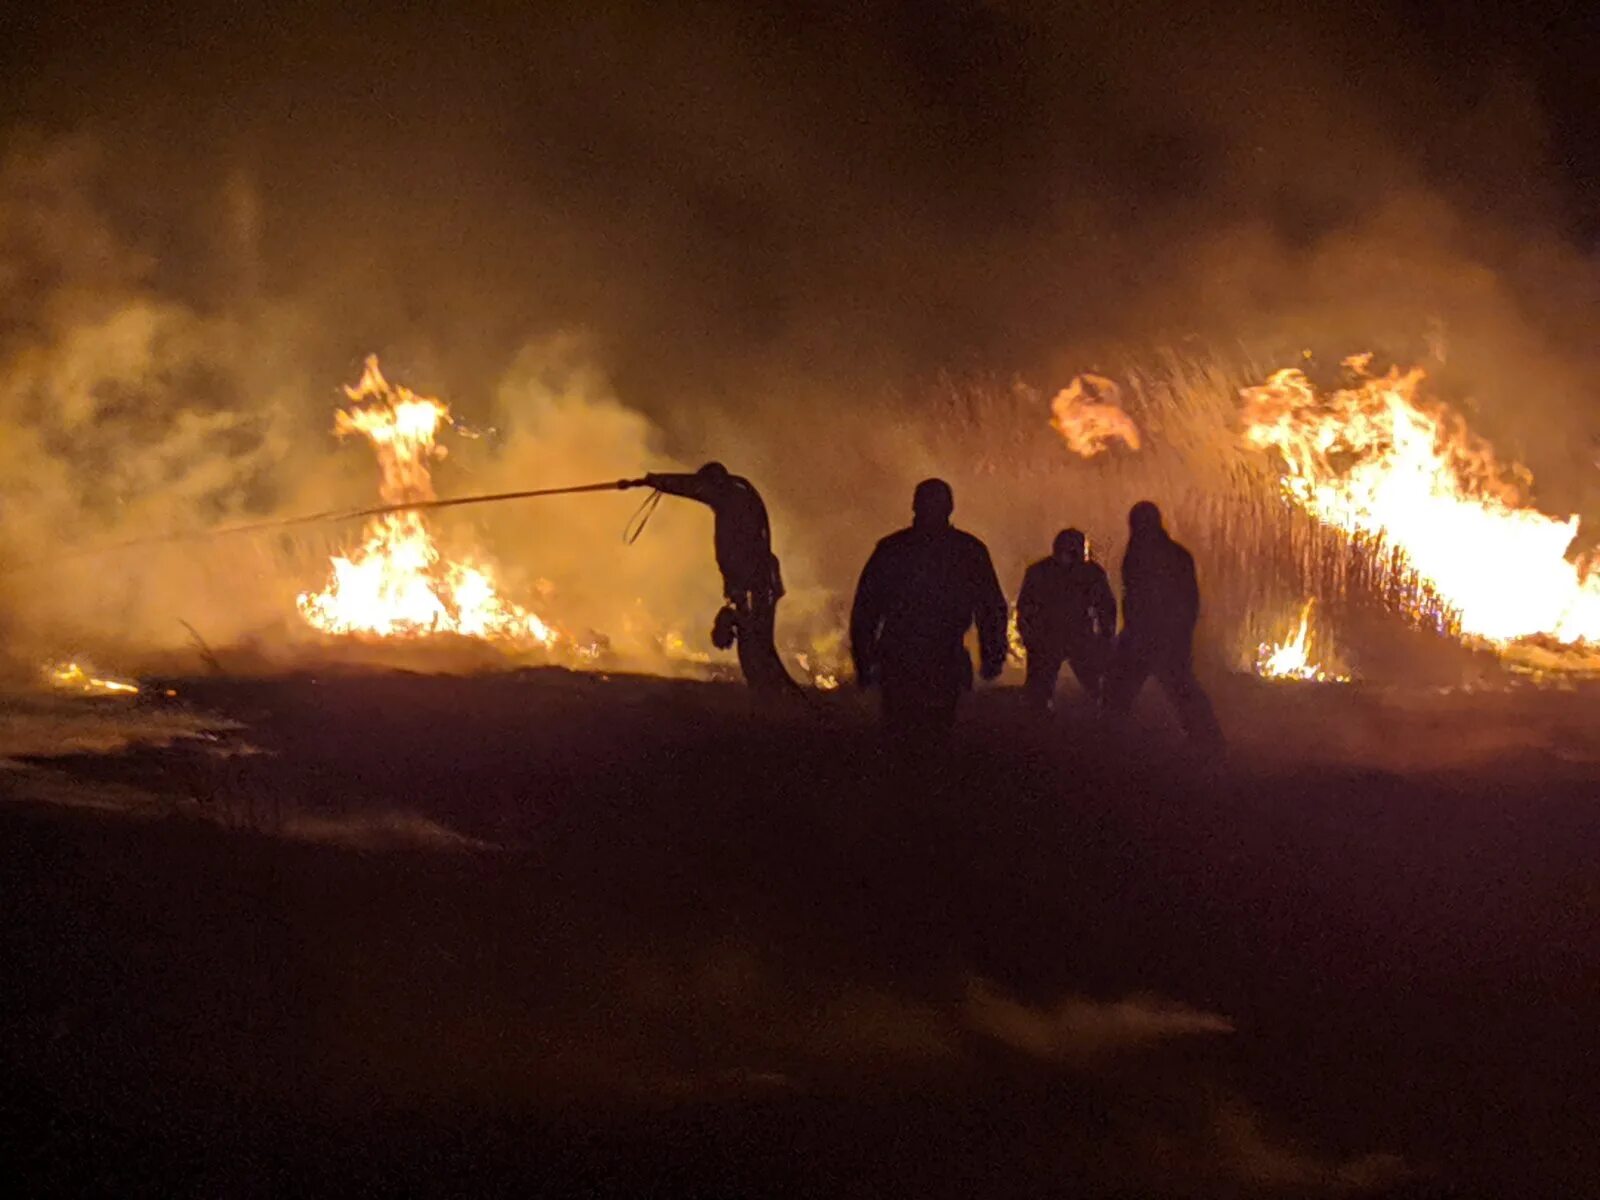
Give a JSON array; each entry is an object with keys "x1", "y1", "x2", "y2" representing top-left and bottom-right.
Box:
[
  {"x1": 1023, "y1": 640, "x2": 1110, "y2": 711},
  {"x1": 881, "y1": 679, "x2": 961, "y2": 747},
  {"x1": 727, "y1": 590, "x2": 801, "y2": 695},
  {"x1": 1103, "y1": 632, "x2": 1222, "y2": 745}
]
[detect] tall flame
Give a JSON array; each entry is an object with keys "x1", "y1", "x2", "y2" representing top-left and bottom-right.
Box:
[
  {"x1": 1241, "y1": 358, "x2": 1600, "y2": 645},
  {"x1": 297, "y1": 357, "x2": 558, "y2": 645}
]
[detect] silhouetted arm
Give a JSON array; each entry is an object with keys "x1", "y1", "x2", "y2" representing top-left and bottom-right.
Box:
[
  {"x1": 849, "y1": 545, "x2": 889, "y2": 687},
  {"x1": 643, "y1": 471, "x2": 714, "y2": 506},
  {"x1": 1015, "y1": 563, "x2": 1044, "y2": 648},
  {"x1": 1176, "y1": 548, "x2": 1201, "y2": 631},
  {"x1": 1118, "y1": 545, "x2": 1140, "y2": 629},
  {"x1": 972, "y1": 544, "x2": 1009, "y2": 680}
]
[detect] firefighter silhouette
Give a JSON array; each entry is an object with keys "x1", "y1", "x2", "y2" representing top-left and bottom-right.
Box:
[
  {"x1": 850, "y1": 478, "x2": 1008, "y2": 741},
  {"x1": 1017, "y1": 527, "x2": 1116, "y2": 710},
  {"x1": 626, "y1": 463, "x2": 800, "y2": 694},
  {"x1": 1102, "y1": 501, "x2": 1222, "y2": 745}
]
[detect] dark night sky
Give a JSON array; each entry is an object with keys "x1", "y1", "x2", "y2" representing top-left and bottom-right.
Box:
[{"x1": 0, "y1": 0, "x2": 1595, "y2": 444}]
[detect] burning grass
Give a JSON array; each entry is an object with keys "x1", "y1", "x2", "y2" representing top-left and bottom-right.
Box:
[
  {"x1": 13, "y1": 346, "x2": 1595, "y2": 694},
  {"x1": 296, "y1": 357, "x2": 563, "y2": 646},
  {"x1": 920, "y1": 350, "x2": 1477, "y2": 683}
]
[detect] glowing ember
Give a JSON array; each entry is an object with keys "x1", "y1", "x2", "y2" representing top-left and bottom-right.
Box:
[
  {"x1": 1241, "y1": 358, "x2": 1600, "y2": 646},
  {"x1": 1049, "y1": 374, "x2": 1141, "y2": 457},
  {"x1": 45, "y1": 661, "x2": 139, "y2": 695},
  {"x1": 1255, "y1": 599, "x2": 1348, "y2": 682},
  {"x1": 793, "y1": 653, "x2": 841, "y2": 691},
  {"x1": 297, "y1": 357, "x2": 558, "y2": 644}
]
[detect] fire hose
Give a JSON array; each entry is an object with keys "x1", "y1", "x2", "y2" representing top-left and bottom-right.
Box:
[
  {"x1": 11, "y1": 478, "x2": 651, "y2": 571},
  {"x1": 188, "y1": 479, "x2": 643, "y2": 538}
]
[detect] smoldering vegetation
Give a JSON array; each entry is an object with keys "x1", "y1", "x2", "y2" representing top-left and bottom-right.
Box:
[{"x1": 0, "y1": 1, "x2": 1596, "y2": 684}]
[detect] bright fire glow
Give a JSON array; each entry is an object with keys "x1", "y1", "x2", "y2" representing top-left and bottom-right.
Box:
[
  {"x1": 1006, "y1": 608, "x2": 1026, "y2": 663},
  {"x1": 297, "y1": 357, "x2": 558, "y2": 645},
  {"x1": 1255, "y1": 599, "x2": 1348, "y2": 682},
  {"x1": 794, "y1": 654, "x2": 840, "y2": 690},
  {"x1": 45, "y1": 661, "x2": 140, "y2": 695},
  {"x1": 1049, "y1": 374, "x2": 1142, "y2": 457},
  {"x1": 1241, "y1": 358, "x2": 1600, "y2": 645}
]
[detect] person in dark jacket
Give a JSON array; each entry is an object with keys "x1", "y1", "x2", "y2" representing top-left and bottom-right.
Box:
[
  {"x1": 850, "y1": 478, "x2": 1008, "y2": 740},
  {"x1": 1017, "y1": 528, "x2": 1116, "y2": 711},
  {"x1": 626, "y1": 462, "x2": 799, "y2": 694},
  {"x1": 1102, "y1": 501, "x2": 1222, "y2": 744}
]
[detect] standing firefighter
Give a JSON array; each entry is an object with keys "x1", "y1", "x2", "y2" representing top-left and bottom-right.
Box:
[
  {"x1": 625, "y1": 463, "x2": 800, "y2": 695},
  {"x1": 1102, "y1": 501, "x2": 1223, "y2": 746},
  {"x1": 850, "y1": 478, "x2": 1008, "y2": 741},
  {"x1": 1017, "y1": 528, "x2": 1116, "y2": 711}
]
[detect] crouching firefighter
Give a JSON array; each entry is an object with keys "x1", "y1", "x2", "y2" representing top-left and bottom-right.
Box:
[
  {"x1": 1017, "y1": 528, "x2": 1117, "y2": 711},
  {"x1": 623, "y1": 463, "x2": 802, "y2": 695}
]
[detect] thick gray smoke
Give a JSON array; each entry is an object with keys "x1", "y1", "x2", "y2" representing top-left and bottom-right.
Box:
[{"x1": 0, "y1": 2, "x2": 1594, "y2": 677}]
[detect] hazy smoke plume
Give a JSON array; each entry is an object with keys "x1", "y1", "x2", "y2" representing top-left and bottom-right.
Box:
[{"x1": 0, "y1": 1, "x2": 1594, "y2": 676}]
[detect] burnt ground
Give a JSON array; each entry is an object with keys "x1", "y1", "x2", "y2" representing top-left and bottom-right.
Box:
[{"x1": 1, "y1": 670, "x2": 1597, "y2": 1197}]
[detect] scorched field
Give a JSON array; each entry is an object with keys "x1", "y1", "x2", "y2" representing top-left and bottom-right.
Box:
[{"x1": 2, "y1": 669, "x2": 1597, "y2": 1197}]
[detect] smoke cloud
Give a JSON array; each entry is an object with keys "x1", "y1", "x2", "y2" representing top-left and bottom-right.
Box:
[{"x1": 0, "y1": 1, "x2": 1594, "y2": 675}]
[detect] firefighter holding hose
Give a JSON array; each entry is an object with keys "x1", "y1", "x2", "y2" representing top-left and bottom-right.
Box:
[{"x1": 621, "y1": 463, "x2": 801, "y2": 695}]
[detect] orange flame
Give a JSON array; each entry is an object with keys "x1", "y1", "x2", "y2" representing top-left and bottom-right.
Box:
[
  {"x1": 1255, "y1": 598, "x2": 1349, "y2": 682},
  {"x1": 1241, "y1": 359, "x2": 1600, "y2": 645},
  {"x1": 297, "y1": 357, "x2": 558, "y2": 645},
  {"x1": 1049, "y1": 374, "x2": 1141, "y2": 457},
  {"x1": 44, "y1": 660, "x2": 140, "y2": 695}
]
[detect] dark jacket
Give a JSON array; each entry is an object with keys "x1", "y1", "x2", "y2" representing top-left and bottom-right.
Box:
[
  {"x1": 1120, "y1": 530, "x2": 1200, "y2": 647},
  {"x1": 1017, "y1": 557, "x2": 1116, "y2": 656},
  {"x1": 646, "y1": 471, "x2": 783, "y2": 599},
  {"x1": 850, "y1": 522, "x2": 1008, "y2": 691}
]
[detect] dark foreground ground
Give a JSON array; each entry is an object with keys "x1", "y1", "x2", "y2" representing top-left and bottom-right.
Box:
[{"x1": 2, "y1": 670, "x2": 1597, "y2": 1197}]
